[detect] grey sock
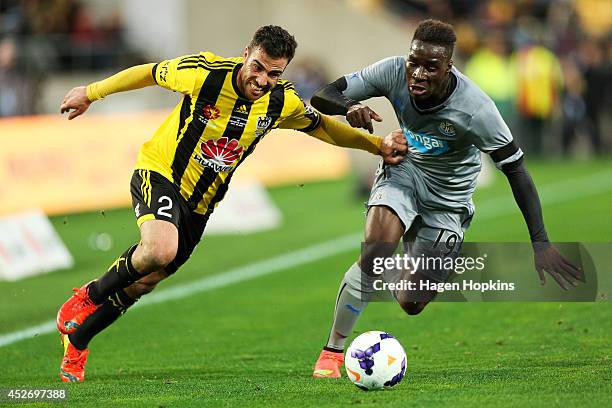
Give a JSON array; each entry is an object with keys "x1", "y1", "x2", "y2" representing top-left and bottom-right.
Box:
[{"x1": 325, "y1": 263, "x2": 375, "y2": 350}]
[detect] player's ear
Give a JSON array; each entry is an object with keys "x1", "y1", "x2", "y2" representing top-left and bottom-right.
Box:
[
  {"x1": 447, "y1": 59, "x2": 453, "y2": 73},
  {"x1": 243, "y1": 47, "x2": 249, "y2": 60}
]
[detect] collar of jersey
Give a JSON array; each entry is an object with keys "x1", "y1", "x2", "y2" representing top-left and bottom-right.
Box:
[{"x1": 231, "y1": 63, "x2": 250, "y2": 100}]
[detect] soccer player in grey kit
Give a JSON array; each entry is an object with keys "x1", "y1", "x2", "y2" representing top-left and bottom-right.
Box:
[{"x1": 311, "y1": 19, "x2": 582, "y2": 378}]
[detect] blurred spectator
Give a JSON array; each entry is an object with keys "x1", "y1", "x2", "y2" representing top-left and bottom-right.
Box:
[
  {"x1": 464, "y1": 29, "x2": 515, "y2": 118},
  {"x1": 1, "y1": 0, "x2": 141, "y2": 72},
  {"x1": 0, "y1": 0, "x2": 144, "y2": 117},
  {"x1": 605, "y1": 38, "x2": 612, "y2": 117},
  {"x1": 573, "y1": 37, "x2": 609, "y2": 155},
  {"x1": 511, "y1": 23, "x2": 564, "y2": 156},
  {"x1": 453, "y1": 20, "x2": 479, "y2": 66},
  {"x1": 560, "y1": 56, "x2": 601, "y2": 155},
  {"x1": 546, "y1": 0, "x2": 580, "y2": 56},
  {"x1": 0, "y1": 36, "x2": 37, "y2": 116},
  {"x1": 573, "y1": 0, "x2": 612, "y2": 40},
  {"x1": 464, "y1": 28, "x2": 515, "y2": 187}
]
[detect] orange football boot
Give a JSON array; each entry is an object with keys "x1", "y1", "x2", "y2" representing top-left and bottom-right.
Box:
[
  {"x1": 56, "y1": 283, "x2": 98, "y2": 334},
  {"x1": 313, "y1": 349, "x2": 344, "y2": 378},
  {"x1": 59, "y1": 333, "x2": 89, "y2": 382}
]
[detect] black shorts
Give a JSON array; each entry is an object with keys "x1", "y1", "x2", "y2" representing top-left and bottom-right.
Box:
[{"x1": 130, "y1": 169, "x2": 209, "y2": 274}]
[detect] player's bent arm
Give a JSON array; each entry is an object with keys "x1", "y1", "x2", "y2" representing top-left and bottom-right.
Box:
[
  {"x1": 311, "y1": 77, "x2": 360, "y2": 115},
  {"x1": 312, "y1": 57, "x2": 397, "y2": 115},
  {"x1": 312, "y1": 77, "x2": 383, "y2": 134},
  {"x1": 86, "y1": 63, "x2": 157, "y2": 101},
  {"x1": 306, "y1": 114, "x2": 381, "y2": 154}
]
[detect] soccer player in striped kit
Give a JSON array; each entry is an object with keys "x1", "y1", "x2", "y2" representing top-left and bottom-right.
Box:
[{"x1": 56, "y1": 25, "x2": 407, "y2": 382}]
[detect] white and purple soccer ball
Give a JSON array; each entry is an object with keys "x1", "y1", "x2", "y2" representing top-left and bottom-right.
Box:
[{"x1": 345, "y1": 330, "x2": 407, "y2": 391}]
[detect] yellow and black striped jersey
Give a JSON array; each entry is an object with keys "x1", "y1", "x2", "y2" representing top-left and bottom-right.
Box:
[{"x1": 136, "y1": 51, "x2": 321, "y2": 215}]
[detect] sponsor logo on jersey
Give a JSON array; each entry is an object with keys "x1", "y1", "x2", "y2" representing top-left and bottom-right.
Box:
[
  {"x1": 255, "y1": 115, "x2": 273, "y2": 137},
  {"x1": 228, "y1": 116, "x2": 248, "y2": 128},
  {"x1": 403, "y1": 127, "x2": 449, "y2": 156},
  {"x1": 234, "y1": 104, "x2": 248, "y2": 114},
  {"x1": 193, "y1": 137, "x2": 243, "y2": 172},
  {"x1": 202, "y1": 104, "x2": 221, "y2": 120},
  {"x1": 438, "y1": 121, "x2": 456, "y2": 137}
]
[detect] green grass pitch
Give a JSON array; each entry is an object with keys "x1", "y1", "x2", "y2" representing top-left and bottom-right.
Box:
[{"x1": 0, "y1": 158, "x2": 610, "y2": 407}]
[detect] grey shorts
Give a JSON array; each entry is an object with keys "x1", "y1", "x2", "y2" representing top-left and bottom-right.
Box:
[{"x1": 367, "y1": 162, "x2": 473, "y2": 282}]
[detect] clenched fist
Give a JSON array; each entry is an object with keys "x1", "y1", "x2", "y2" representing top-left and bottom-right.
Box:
[{"x1": 380, "y1": 129, "x2": 408, "y2": 165}]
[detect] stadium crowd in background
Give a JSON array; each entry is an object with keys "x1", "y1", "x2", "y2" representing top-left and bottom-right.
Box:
[
  {"x1": 0, "y1": 0, "x2": 141, "y2": 116},
  {"x1": 1, "y1": 0, "x2": 610, "y2": 155}
]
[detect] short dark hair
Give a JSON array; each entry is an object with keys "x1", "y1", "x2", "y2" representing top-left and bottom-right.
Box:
[
  {"x1": 413, "y1": 19, "x2": 456, "y2": 57},
  {"x1": 249, "y1": 25, "x2": 297, "y2": 61}
]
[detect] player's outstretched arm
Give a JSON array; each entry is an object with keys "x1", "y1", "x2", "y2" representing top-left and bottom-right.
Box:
[
  {"x1": 60, "y1": 63, "x2": 157, "y2": 120},
  {"x1": 499, "y1": 156, "x2": 583, "y2": 289},
  {"x1": 307, "y1": 115, "x2": 406, "y2": 164},
  {"x1": 312, "y1": 77, "x2": 383, "y2": 134}
]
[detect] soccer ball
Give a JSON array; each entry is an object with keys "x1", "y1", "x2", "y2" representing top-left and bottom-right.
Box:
[{"x1": 345, "y1": 330, "x2": 407, "y2": 390}]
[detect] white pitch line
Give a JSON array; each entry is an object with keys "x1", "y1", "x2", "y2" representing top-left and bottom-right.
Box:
[
  {"x1": 1, "y1": 168, "x2": 611, "y2": 348},
  {"x1": 0, "y1": 321, "x2": 57, "y2": 348},
  {"x1": 135, "y1": 232, "x2": 362, "y2": 308},
  {"x1": 0, "y1": 233, "x2": 362, "y2": 348}
]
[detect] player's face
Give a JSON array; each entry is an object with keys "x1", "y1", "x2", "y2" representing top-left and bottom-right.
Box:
[
  {"x1": 237, "y1": 46, "x2": 289, "y2": 101},
  {"x1": 405, "y1": 40, "x2": 452, "y2": 103}
]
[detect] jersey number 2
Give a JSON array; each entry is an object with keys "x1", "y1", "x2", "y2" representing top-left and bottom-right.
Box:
[{"x1": 157, "y1": 196, "x2": 173, "y2": 218}]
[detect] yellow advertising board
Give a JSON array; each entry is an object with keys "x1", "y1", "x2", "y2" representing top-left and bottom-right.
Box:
[{"x1": 0, "y1": 111, "x2": 350, "y2": 216}]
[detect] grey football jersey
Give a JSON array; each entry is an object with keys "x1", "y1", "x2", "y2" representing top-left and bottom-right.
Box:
[{"x1": 344, "y1": 56, "x2": 522, "y2": 212}]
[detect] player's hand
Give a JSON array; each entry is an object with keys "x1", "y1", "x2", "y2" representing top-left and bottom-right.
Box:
[
  {"x1": 60, "y1": 86, "x2": 92, "y2": 120},
  {"x1": 380, "y1": 129, "x2": 407, "y2": 165},
  {"x1": 346, "y1": 103, "x2": 383, "y2": 133},
  {"x1": 533, "y1": 243, "x2": 584, "y2": 290}
]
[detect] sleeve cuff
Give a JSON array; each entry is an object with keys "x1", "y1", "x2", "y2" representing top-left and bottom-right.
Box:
[
  {"x1": 86, "y1": 83, "x2": 101, "y2": 101},
  {"x1": 151, "y1": 63, "x2": 159, "y2": 85}
]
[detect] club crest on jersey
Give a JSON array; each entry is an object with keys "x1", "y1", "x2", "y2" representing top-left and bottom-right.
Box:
[
  {"x1": 438, "y1": 121, "x2": 456, "y2": 137},
  {"x1": 304, "y1": 104, "x2": 320, "y2": 122},
  {"x1": 194, "y1": 137, "x2": 243, "y2": 172},
  {"x1": 403, "y1": 127, "x2": 449, "y2": 156},
  {"x1": 255, "y1": 116, "x2": 273, "y2": 137},
  {"x1": 202, "y1": 104, "x2": 221, "y2": 120}
]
